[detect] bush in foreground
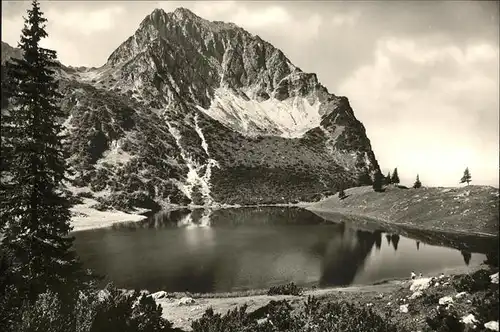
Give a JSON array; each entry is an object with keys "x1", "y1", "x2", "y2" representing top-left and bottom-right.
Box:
[
  {"x1": 267, "y1": 282, "x2": 303, "y2": 296},
  {"x1": 2, "y1": 283, "x2": 173, "y2": 332},
  {"x1": 191, "y1": 296, "x2": 402, "y2": 332},
  {"x1": 471, "y1": 288, "x2": 499, "y2": 323},
  {"x1": 425, "y1": 307, "x2": 464, "y2": 332},
  {"x1": 451, "y1": 269, "x2": 493, "y2": 293}
]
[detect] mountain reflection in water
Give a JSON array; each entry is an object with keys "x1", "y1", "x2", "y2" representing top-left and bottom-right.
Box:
[{"x1": 72, "y1": 207, "x2": 489, "y2": 293}]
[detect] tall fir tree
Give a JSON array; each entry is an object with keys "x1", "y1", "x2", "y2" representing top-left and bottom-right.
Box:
[
  {"x1": 413, "y1": 174, "x2": 422, "y2": 189},
  {"x1": 0, "y1": 0, "x2": 83, "y2": 305},
  {"x1": 372, "y1": 171, "x2": 384, "y2": 192},
  {"x1": 357, "y1": 169, "x2": 373, "y2": 186},
  {"x1": 391, "y1": 168, "x2": 400, "y2": 184},
  {"x1": 460, "y1": 167, "x2": 472, "y2": 185},
  {"x1": 385, "y1": 171, "x2": 392, "y2": 185}
]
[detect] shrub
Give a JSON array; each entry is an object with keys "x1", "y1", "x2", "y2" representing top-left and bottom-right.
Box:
[
  {"x1": 76, "y1": 191, "x2": 94, "y2": 199},
  {"x1": 485, "y1": 252, "x2": 499, "y2": 267},
  {"x1": 422, "y1": 292, "x2": 441, "y2": 306},
  {"x1": 261, "y1": 300, "x2": 302, "y2": 331},
  {"x1": 68, "y1": 194, "x2": 84, "y2": 205},
  {"x1": 12, "y1": 291, "x2": 70, "y2": 332},
  {"x1": 471, "y1": 288, "x2": 499, "y2": 323},
  {"x1": 267, "y1": 282, "x2": 303, "y2": 296},
  {"x1": 312, "y1": 300, "x2": 400, "y2": 332},
  {"x1": 92, "y1": 202, "x2": 111, "y2": 212},
  {"x1": 425, "y1": 307, "x2": 464, "y2": 332},
  {"x1": 83, "y1": 284, "x2": 173, "y2": 332},
  {"x1": 338, "y1": 188, "x2": 347, "y2": 200},
  {"x1": 130, "y1": 291, "x2": 173, "y2": 332},
  {"x1": 451, "y1": 269, "x2": 492, "y2": 293},
  {"x1": 191, "y1": 305, "x2": 257, "y2": 332},
  {"x1": 191, "y1": 297, "x2": 402, "y2": 332}
]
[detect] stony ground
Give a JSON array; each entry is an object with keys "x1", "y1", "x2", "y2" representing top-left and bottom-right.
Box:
[{"x1": 155, "y1": 264, "x2": 497, "y2": 331}]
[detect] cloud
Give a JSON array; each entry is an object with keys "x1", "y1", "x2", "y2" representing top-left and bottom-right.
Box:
[
  {"x1": 1, "y1": 10, "x2": 25, "y2": 47},
  {"x1": 332, "y1": 11, "x2": 361, "y2": 27},
  {"x1": 157, "y1": 1, "x2": 322, "y2": 42},
  {"x1": 338, "y1": 37, "x2": 499, "y2": 186},
  {"x1": 45, "y1": 6, "x2": 125, "y2": 36},
  {"x1": 231, "y1": 6, "x2": 291, "y2": 29},
  {"x1": 2, "y1": 1, "x2": 497, "y2": 187},
  {"x1": 2, "y1": 3, "x2": 129, "y2": 66}
]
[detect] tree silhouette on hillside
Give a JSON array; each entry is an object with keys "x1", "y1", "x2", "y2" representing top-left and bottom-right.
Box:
[
  {"x1": 372, "y1": 171, "x2": 385, "y2": 192},
  {"x1": 413, "y1": 174, "x2": 422, "y2": 189},
  {"x1": 385, "y1": 172, "x2": 392, "y2": 185},
  {"x1": 391, "y1": 168, "x2": 400, "y2": 185},
  {"x1": 338, "y1": 187, "x2": 347, "y2": 200},
  {"x1": 460, "y1": 167, "x2": 472, "y2": 185}
]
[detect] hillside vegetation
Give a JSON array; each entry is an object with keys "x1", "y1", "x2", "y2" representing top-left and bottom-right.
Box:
[{"x1": 309, "y1": 185, "x2": 499, "y2": 237}]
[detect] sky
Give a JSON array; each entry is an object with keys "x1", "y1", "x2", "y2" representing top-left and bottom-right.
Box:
[{"x1": 2, "y1": 1, "x2": 499, "y2": 187}]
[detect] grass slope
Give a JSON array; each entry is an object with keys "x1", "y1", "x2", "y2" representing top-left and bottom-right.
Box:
[{"x1": 309, "y1": 185, "x2": 499, "y2": 237}]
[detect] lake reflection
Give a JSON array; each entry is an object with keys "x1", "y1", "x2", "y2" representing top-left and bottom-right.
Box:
[{"x1": 72, "y1": 207, "x2": 487, "y2": 292}]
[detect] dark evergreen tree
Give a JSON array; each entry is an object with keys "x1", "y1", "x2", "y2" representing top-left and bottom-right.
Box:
[
  {"x1": 385, "y1": 171, "x2": 392, "y2": 185},
  {"x1": 372, "y1": 171, "x2": 384, "y2": 192},
  {"x1": 0, "y1": 0, "x2": 83, "y2": 307},
  {"x1": 413, "y1": 174, "x2": 422, "y2": 189},
  {"x1": 460, "y1": 167, "x2": 472, "y2": 185},
  {"x1": 338, "y1": 186, "x2": 347, "y2": 200},
  {"x1": 391, "y1": 168, "x2": 400, "y2": 184},
  {"x1": 357, "y1": 170, "x2": 373, "y2": 186}
]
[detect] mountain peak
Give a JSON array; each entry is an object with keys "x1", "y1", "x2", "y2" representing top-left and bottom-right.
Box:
[
  {"x1": 145, "y1": 7, "x2": 202, "y2": 26},
  {"x1": 172, "y1": 7, "x2": 199, "y2": 19}
]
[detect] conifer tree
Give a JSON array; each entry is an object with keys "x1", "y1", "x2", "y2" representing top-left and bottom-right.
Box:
[
  {"x1": 460, "y1": 167, "x2": 472, "y2": 185},
  {"x1": 413, "y1": 174, "x2": 422, "y2": 189},
  {"x1": 372, "y1": 171, "x2": 384, "y2": 192},
  {"x1": 357, "y1": 169, "x2": 373, "y2": 186},
  {"x1": 385, "y1": 172, "x2": 392, "y2": 185},
  {"x1": 391, "y1": 168, "x2": 400, "y2": 185},
  {"x1": 338, "y1": 186, "x2": 346, "y2": 200},
  {"x1": 0, "y1": 0, "x2": 83, "y2": 305}
]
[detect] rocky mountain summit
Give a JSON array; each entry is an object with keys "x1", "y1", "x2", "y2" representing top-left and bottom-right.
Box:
[{"x1": 1, "y1": 7, "x2": 380, "y2": 211}]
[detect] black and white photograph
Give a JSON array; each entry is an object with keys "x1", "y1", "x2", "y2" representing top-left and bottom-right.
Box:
[{"x1": 1, "y1": 1, "x2": 499, "y2": 331}]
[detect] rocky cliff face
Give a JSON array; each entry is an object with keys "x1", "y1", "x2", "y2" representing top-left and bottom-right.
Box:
[
  {"x1": 1, "y1": 41, "x2": 23, "y2": 64},
  {"x1": 1, "y1": 8, "x2": 379, "y2": 211}
]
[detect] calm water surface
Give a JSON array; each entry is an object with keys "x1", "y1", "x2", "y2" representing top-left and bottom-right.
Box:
[{"x1": 72, "y1": 207, "x2": 487, "y2": 292}]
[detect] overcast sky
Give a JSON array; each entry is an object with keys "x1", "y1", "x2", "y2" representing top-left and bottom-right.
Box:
[{"x1": 2, "y1": 1, "x2": 499, "y2": 187}]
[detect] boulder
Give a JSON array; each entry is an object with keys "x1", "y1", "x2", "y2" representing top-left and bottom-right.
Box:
[
  {"x1": 152, "y1": 291, "x2": 167, "y2": 300},
  {"x1": 178, "y1": 296, "x2": 195, "y2": 306},
  {"x1": 399, "y1": 304, "x2": 409, "y2": 313},
  {"x1": 410, "y1": 278, "x2": 432, "y2": 292},
  {"x1": 410, "y1": 291, "x2": 423, "y2": 300},
  {"x1": 485, "y1": 321, "x2": 499, "y2": 331},
  {"x1": 490, "y1": 272, "x2": 499, "y2": 284},
  {"x1": 461, "y1": 314, "x2": 478, "y2": 325},
  {"x1": 438, "y1": 296, "x2": 454, "y2": 306}
]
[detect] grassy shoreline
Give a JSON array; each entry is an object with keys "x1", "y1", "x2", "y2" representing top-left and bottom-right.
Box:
[
  {"x1": 156, "y1": 264, "x2": 497, "y2": 331},
  {"x1": 308, "y1": 185, "x2": 499, "y2": 237}
]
